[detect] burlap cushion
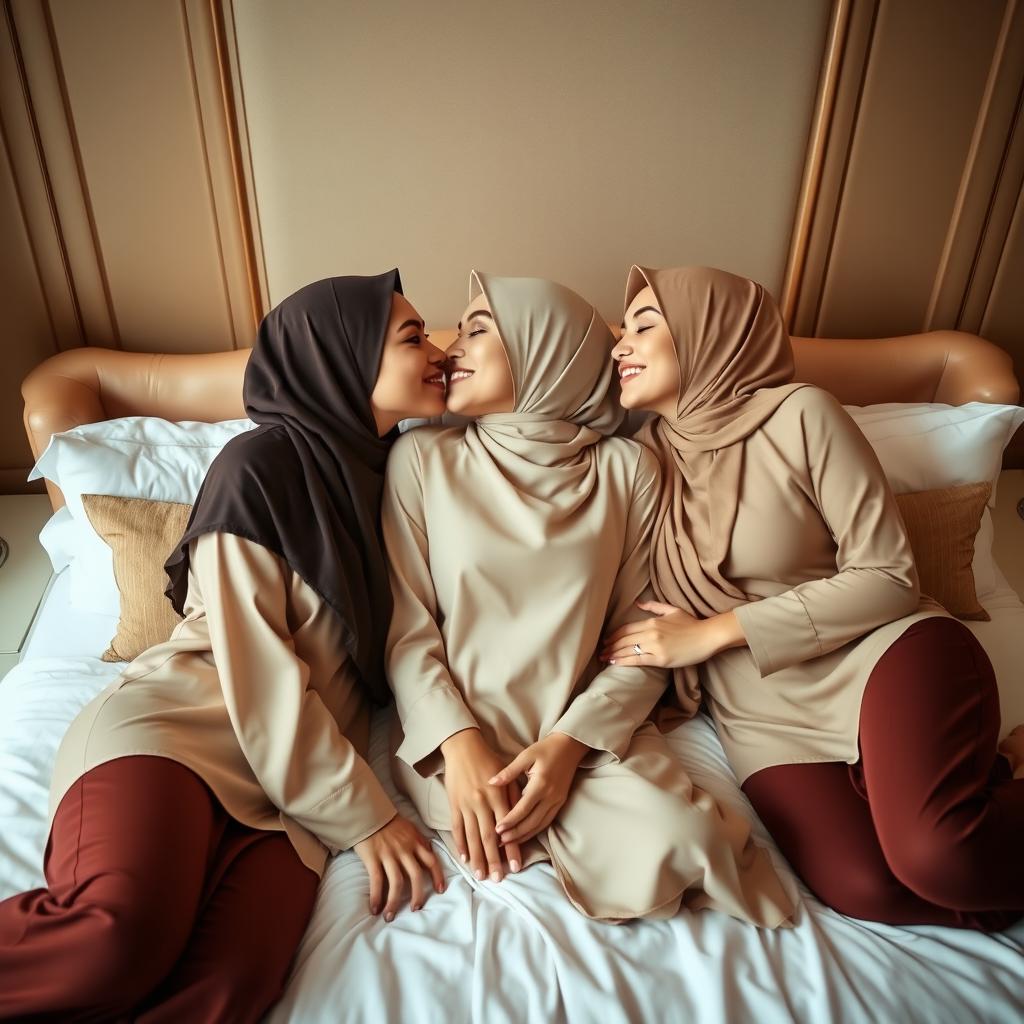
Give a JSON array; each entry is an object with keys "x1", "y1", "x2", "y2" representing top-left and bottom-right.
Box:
[
  {"x1": 894, "y1": 481, "x2": 992, "y2": 621},
  {"x1": 82, "y1": 493, "x2": 193, "y2": 662}
]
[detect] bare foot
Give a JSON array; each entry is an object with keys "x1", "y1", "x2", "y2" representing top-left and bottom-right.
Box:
[{"x1": 998, "y1": 725, "x2": 1024, "y2": 779}]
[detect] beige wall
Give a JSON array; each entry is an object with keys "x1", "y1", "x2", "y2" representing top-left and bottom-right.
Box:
[
  {"x1": 233, "y1": 0, "x2": 831, "y2": 325},
  {"x1": 3, "y1": 0, "x2": 1023, "y2": 492}
]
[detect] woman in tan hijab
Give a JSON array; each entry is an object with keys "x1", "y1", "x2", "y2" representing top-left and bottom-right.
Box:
[
  {"x1": 383, "y1": 271, "x2": 792, "y2": 926},
  {"x1": 603, "y1": 265, "x2": 1024, "y2": 930}
]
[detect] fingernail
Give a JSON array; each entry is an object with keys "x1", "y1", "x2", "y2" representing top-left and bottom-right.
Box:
[
  {"x1": 495, "y1": 824, "x2": 505, "y2": 833},
  {"x1": 608, "y1": 659, "x2": 616, "y2": 665},
  {"x1": 384, "y1": 912, "x2": 394, "y2": 923},
  {"x1": 460, "y1": 854, "x2": 468, "y2": 863},
  {"x1": 510, "y1": 859, "x2": 521, "y2": 873},
  {"x1": 439, "y1": 884, "x2": 446, "y2": 894},
  {"x1": 412, "y1": 904, "x2": 420, "y2": 912},
  {"x1": 490, "y1": 870, "x2": 501, "y2": 882},
  {"x1": 474, "y1": 869, "x2": 484, "y2": 880},
  {"x1": 488, "y1": 776, "x2": 498, "y2": 784}
]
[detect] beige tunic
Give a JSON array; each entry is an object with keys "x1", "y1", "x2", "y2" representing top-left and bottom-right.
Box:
[
  {"x1": 706, "y1": 387, "x2": 947, "y2": 783},
  {"x1": 50, "y1": 531, "x2": 397, "y2": 876},
  {"x1": 383, "y1": 427, "x2": 793, "y2": 926}
]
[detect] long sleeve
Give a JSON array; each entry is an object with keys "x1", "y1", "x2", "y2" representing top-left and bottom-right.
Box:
[
  {"x1": 194, "y1": 531, "x2": 396, "y2": 852},
  {"x1": 383, "y1": 434, "x2": 479, "y2": 776},
  {"x1": 551, "y1": 445, "x2": 669, "y2": 762},
  {"x1": 733, "y1": 389, "x2": 921, "y2": 678}
]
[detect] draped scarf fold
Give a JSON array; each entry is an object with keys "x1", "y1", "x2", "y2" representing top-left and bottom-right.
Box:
[
  {"x1": 165, "y1": 270, "x2": 403, "y2": 703},
  {"x1": 628, "y1": 266, "x2": 808, "y2": 717}
]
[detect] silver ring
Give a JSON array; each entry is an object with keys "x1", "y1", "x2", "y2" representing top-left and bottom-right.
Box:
[{"x1": 633, "y1": 643, "x2": 643, "y2": 656}]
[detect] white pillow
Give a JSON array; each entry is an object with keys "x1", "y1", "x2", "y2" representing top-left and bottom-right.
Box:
[
  {"x1": 844, "y1": 402, "x2": 1024, "y2": 599},
  {"x1": 29, "y1": 417, "x2": 256, "y2": 614}
]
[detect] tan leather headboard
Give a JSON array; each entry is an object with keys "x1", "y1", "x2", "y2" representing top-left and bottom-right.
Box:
[{"x1": 22, "y1": 329, "x2": 1023, "y2": 511}]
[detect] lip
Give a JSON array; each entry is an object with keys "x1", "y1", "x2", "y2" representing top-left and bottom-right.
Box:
[
  {"x1": 618, "y1": 363, "x2": 646, "y2": 382},
  {"x1": 423, "y1": 372, "x2": 446, "y2": 389},
  {"x1": 447, "y1": 368, "x2": 475, "y2": 385}
]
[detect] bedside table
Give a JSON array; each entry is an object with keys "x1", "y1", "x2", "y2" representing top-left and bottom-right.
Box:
[{"x1": 0, "y1": 494, "x2": 55, "y2": 682}]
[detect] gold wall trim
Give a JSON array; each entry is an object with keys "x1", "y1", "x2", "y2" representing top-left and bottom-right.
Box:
[
  {"x1": 216, "y1": 0, "x2": 268, "y2": 323},
  {"x1": 38, "y1": 0, "x2": 121, "y2": 347},
  {"x1": 780, "y1": 0, "x2": 851, "y2": 329},
  {"x1": 211, "y1": 0, "x2": 266, "y2": 332},
  {"x1": 786, "y1": 0, "x2": 881, "y2": 338},
  {"x1": 924, "y1": 0, "x2": 1024, "y2": 331}
]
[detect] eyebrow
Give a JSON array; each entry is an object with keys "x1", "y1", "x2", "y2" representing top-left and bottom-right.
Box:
[
  {"x1": 397, "y1": 318, "x2": 424, "y2": 333},
  {"x1": 621, "y1": 305, "x2": 662, "y2": 329},
  {"x1": 456, "y1": 309, "x2": 493, "y2": 330}
]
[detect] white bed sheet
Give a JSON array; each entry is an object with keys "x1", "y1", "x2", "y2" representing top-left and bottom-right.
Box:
[{"x1": 2, "y1": 568, "x2": 1022, "y2": 1023}]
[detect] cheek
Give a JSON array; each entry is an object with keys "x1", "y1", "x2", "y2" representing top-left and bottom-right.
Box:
[{"x1": 377, "y1": 351, "x2": 422, "y2": 400}]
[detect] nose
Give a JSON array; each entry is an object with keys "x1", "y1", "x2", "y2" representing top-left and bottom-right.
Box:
[
  {"x1": 447, "y1": 344, "x2": 465, "y2": 361},
  {"x1": 610, "y1": 335, "x2": 632, "y2": 361},
  {"x1": 423, "y1": 336, "x2": 446, "y2": 364}
]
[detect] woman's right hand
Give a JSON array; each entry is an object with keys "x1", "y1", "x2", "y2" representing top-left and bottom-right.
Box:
[
  {"x1": 354, "y1": 814, "x2": 446, "y2": 922},
  {"x1": 440, "y1": 728, "x2": 523, "y2": 881}
]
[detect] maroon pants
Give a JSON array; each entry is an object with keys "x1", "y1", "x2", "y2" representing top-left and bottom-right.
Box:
[
  {"x1": 0, "y1": 755, "x2": 320, "y2": 1023},
  {"x1": 743, "y1": 616, "x2": 1024, "y2": 930}
]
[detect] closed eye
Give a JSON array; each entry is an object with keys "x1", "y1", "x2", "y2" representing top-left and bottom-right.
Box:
[{"x1": 401, "y1": 334, "x2": 422, "y2": 345}]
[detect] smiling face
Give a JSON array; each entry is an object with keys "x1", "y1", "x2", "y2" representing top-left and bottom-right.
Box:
[
  {"x1": 369, "y1": 292, "x2": 447, "y2": 435},
  {"x1": 444, "y1": 294, "x2": 516, "y2": 417},
  {"x1": 611, "y1": 285, "x2": 681, "y2": 418}
]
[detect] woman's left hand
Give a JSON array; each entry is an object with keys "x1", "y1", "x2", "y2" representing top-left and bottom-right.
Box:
[
  {"x1": 489, "y1": 733, "x2": 588, "y2": 845},
  {"x1": 600, "y1": 601, "x2": 744, "y2": 668}
]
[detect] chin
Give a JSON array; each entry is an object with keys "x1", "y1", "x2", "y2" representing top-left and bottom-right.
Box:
[{"x1": 444, "y1": 391, "x2": 472, "y2": 416}]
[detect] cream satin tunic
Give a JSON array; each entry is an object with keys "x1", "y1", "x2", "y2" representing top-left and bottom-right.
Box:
[
  {"x1": 383, "y1": 425, "x2": 793, "y2": 926},
  {"x1": 702, "y1": 388, "x2": 947, "y2": 783},
  {"x1": 50, "y1": 531, "x2": 396, "y2": 876}
]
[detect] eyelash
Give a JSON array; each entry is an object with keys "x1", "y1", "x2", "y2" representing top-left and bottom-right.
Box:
[
  {"x1": 468, "y1": 329, "x2": 486, "y2": 338},
  {"x1": 403, "y1": 332, "x2": 429, "y2": 346},
  {"x1": 636, "y1": 325, "x2": 653, "y2": 334}
]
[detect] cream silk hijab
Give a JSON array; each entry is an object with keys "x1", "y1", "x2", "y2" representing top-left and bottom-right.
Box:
[
  {"x1": 465, "y1": 272, "x2": 622, "y2": 506},
  {"x1": 629, "y1": 265, "x2": 808, "y2": 717}
]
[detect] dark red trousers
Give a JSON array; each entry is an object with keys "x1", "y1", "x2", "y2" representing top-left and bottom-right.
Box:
[
  {"x1": 0, "y1": 755, "x2": 320, "y2": 1023},
  {"x1": 743, "y1": 616, "x2": 1024, "y2": 930}
]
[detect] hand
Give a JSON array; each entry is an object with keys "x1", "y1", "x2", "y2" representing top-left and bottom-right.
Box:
[
  {"x1": 440, "y1": 729, "x2": 523, "y2": 882},
  {"x1": 999, "y1": 724, "x2": 1024, "y2": 779},
  {"x1": 600, "y1": 602, "x2": 745, "y2": 668},
  {"x1": 490, "y1": 732, "x2": 588, "y2": 845},
  {"x1": 354, "y1": 814, "x2": 446, "y2": 922}
]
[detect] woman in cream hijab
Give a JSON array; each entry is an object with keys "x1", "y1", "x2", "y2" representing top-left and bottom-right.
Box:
[
  {"x1": 603, "y1": 265, "x2": 1024, "y2": 930},
  {"x1": 382, "y1": 271, "x2": 792, "y2": 925}
]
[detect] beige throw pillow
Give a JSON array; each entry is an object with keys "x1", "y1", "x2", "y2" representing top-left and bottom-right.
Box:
[
  {"x1": 894, "y1": 481, "x2": 992, "y2": 621},
  {"x1": 82, "y1": 494, "x2": 193, "y2": 662}
]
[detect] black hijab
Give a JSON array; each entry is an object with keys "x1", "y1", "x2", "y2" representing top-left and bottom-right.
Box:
[{"x1": 164, "y1": 270, "x2": 402, "y2": 704}]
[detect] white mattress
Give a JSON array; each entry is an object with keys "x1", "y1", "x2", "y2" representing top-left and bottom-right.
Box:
[{"x1": 2, "y1": 568, "x2": 1023, "y2": 1023}]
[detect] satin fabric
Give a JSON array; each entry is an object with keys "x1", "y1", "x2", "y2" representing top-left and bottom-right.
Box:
[{"x1": 166, "y1": 271, "x2": 402, "y2": 701}]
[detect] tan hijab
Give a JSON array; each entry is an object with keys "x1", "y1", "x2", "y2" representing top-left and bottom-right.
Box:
[
  {"x1": 464, "y1": 271, "x2": 621, "y2": 507},
  {"x1": 629, "y1": 265, "x2": 808, "y2": 717}
]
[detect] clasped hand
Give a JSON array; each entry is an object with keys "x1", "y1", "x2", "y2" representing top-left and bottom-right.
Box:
[{"x1": 442, "y1": 729, "x2": 587, "y2": 881}]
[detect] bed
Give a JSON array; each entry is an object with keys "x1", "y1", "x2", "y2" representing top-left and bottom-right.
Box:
[{"x1": 4, "y1": 329, "x2": 1024, "y2": 1023}]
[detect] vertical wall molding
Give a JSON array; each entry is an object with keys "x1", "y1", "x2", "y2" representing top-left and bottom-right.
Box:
[
  {"x1": 215, "y1": 0, "x2": 269, "y2": 321},
  {"x1": 2, "y1": 0, "x2": 266, "y2": 491},
  {"x1": 783, "y1": 0, "x2": 880, "y2": 338},
  {"x1": 783, "y1": 0, "x2": 1024, "y2": 388},
  {"x1": 925, "y1": 0, "x2": 1024, "y2": 333},
  {"x1": 780, "y1": 0, "x2": 853, "y2": 329}
]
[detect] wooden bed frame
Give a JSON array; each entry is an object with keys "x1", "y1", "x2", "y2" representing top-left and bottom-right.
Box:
[{"x1": 22, "y1": 329, "x2": 1022, "y2": 512}]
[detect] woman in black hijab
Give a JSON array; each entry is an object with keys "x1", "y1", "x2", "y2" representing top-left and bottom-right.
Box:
[{"x1": 0, "y1": 272, "x2": 450, "y2": 1023}]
